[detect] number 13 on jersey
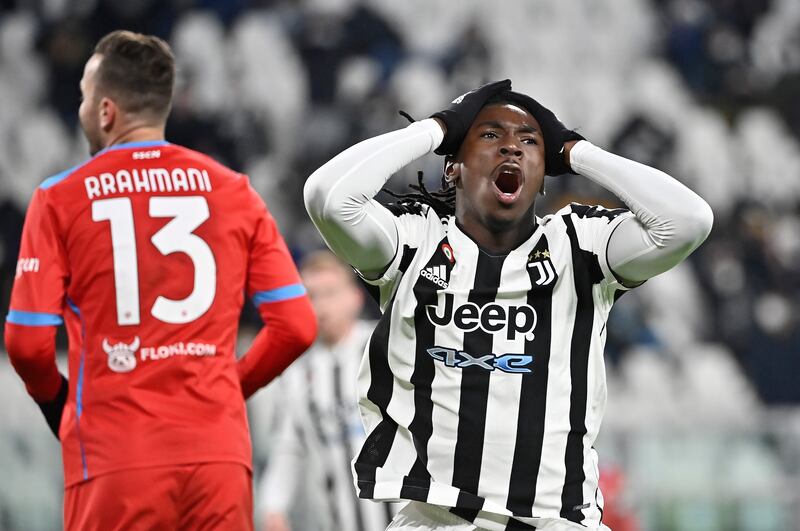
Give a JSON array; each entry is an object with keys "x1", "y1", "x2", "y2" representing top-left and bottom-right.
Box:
[{"x1": 92, "y1": 196, "x2": 217, "y2": 325}]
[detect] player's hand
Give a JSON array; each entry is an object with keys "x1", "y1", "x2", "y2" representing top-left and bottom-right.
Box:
[
  {"x1": 431, "y1": 79, "x2": 512, "y2": 156},
  {"x1": 36, "y1": 374, "x2": 68, "y2": 440},
  {"x1": 263, "y1": 512, "x2": 292, "y2": 531},
  {"x1": 502, "y1": 91, "x2": 585, "y2": 176}
]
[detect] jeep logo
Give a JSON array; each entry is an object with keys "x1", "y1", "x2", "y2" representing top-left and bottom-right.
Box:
[{"x1": 426, "y1": 293, "x2": 537, "y2": 341}]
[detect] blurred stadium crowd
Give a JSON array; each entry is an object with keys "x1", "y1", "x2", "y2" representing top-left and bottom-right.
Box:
[{"x1": 1, "y1": 0, "x2": 799, "y2": 530}]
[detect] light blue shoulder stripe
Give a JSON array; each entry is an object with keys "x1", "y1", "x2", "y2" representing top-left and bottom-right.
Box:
[
  {"x1": 102, "y1": 140, "x2": 169, "y2": 152},
  {"x1": 39, "y1": 165, "x2": 80, "y2": 190},
  {"x1": 39, "y1": 155, "x2": 95, "y2": 190},
  {"x1": 6, "y1": 310, "x2": 63, "y2": 326},
  {"x1": 252, "y1": 284, "x2": 306, "y2": 306},
  {"x1": 38, "y1": 140, "x2": 170, "y2": 190}
]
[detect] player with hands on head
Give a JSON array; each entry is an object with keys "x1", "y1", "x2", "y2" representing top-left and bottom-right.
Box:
[
  {"x1": 5, "y1": 30, "x2": 316, "y2": 530},
  {"x1": 304, "y1": 79, "x2": 712, "y2": 531}
]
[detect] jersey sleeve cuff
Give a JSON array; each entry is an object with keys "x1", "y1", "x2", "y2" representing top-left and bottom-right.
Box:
[
  {"x1": 600, "y1": 213, "x2": 640, "y2": 291},
  {"x1": 356, "y1": 247, "x2": 402, "y2": 288},
  {"x1": 6, "y1": 310, "x2": 63, "y2": 326},
  {"x1": 252, "y1": 284, "x2": 307, "y2": 306}
]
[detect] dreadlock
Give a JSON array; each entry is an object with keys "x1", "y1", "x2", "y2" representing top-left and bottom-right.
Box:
[
  {"x1": 382, "y1": 110, "x2": 456, "y2": 218},
  {"x1": 383, "y1": 170, "x2": 456, "y2": 218}
]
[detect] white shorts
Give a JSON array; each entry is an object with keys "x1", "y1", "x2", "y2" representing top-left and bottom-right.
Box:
[
  {"x1": 386, "y1": 501, "x2": 613, "y2": 531},
  {"x1": 386, "y1": 502, "x2": 478, "y2": 530}
]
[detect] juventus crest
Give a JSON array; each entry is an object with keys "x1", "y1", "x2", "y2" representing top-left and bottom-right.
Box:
[{"x1": 527, "y1": 249, "x2": 557, "y2": 286}]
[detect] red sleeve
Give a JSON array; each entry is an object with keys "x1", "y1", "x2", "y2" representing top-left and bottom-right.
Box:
[
  {"x1": 245, "y1": 188, "x2": 304, "y2": 300},
  {"x1": 237, "y1": 187, "x2": 317, "y2": 398},
  {"x1": 4, "y1": 323, "x2": 62, "y2": 401},
  {"x1": 5, "y1": 188, "x2": 68, "y2": 402},
  {"x1": 237, "y1": 297, "x2": 317, "y2": 399},
  {"x1": 7, "y1": 188, "x2": 69, "y2": 317}
]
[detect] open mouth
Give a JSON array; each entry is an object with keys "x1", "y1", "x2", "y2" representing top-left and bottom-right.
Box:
[{"x1": 493, "y1": 163, "x2": 523, "y2": 204}]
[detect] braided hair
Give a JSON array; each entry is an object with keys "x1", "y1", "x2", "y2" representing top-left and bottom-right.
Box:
[
  {"x1": 383, "y1": 169, "x2": 455, "y2": 218},
  {"x1": 382, "y1": 110, "x2": 456, "y2": 218}
]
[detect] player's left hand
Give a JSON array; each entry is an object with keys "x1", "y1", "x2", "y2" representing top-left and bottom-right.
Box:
[
  {"x1": 502, "y1": 91, "x2": 585, "y2": 176},
  {"x1": 36, "y1": 374, "x2": 68, "y2": 440}
]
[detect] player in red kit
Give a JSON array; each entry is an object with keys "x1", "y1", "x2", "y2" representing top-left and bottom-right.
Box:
[{"x1": 4, "y1": 30, "x2": 316, "y2": 530}]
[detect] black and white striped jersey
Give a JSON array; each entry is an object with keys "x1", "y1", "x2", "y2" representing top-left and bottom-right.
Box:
[
  {"x1": 260, "y1": 321, "x2": 395, "y2": 531},
  {"x1": 353, "y1": 202, "x2": 633, "y2": 531}
]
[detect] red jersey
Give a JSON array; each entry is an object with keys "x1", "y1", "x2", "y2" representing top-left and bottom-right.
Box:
[{"x1": 7, "y1": 141, "x2": 309, "y2": 486}]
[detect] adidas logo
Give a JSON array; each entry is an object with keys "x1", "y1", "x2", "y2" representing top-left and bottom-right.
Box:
[{"x1": 420, "y1": 264, "x2": 449, "y2": 288}]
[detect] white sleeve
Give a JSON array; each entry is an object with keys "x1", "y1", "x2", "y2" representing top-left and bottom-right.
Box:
[
  {"x1": 556, "y1": 203, "x2": 636, "y2": 292},
  {"x1": 364, "y1": 205, "x2": 442, "y2": 308},
  {"x1": 568, "y1": 141, "x2": 714, "y2": 284},
  {"x1": 303, "y1": 119, "x2": 445, "y2": 279}
]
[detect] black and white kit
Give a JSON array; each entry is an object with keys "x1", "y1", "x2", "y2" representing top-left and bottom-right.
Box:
[{"x1": 304, "y1": 118, "x2": 712, "y2": 530}]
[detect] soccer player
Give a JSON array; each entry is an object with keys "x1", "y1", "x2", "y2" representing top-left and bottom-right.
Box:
[
  {"x1": 4, "y1": 30, "x2": 316, "y2": 530},
  {"x1": 304, "y1": 80, "x2": 713, "y2": 530},
  {"x1": 259, "y1": 250, "x2": 395, "y2": 531}
]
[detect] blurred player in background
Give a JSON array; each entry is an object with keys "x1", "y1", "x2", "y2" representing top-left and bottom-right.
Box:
[
  {"x1": 4, "y1": 30, "x2": 316, "y2": 530},
  {"x1": 304, "y1": 80, "x2": 713, "y2": 530},
  {"x1": 259, "y1": 250, "x2": 395, "y2": 531}
]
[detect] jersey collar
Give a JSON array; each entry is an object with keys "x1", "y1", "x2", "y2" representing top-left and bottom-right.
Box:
[
  {"x1": 100, "y1": 140, "x2": 170, "y2": 154},
  {"x1": 449, "y1": 216, "x2": 545, "y2": 259}
]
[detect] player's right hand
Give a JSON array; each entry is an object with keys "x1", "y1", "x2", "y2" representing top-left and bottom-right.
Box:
[
  {"x1": 431, "y1": 79, "x2": 512, "y2": 156},
  {"x1": 36, "y1": 374, "x2": 68, "y2": 440}
]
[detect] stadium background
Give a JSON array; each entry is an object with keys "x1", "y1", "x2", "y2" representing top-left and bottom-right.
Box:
[{"x1": 0, "y1": 0, "x2": 799, "y2": 529}]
